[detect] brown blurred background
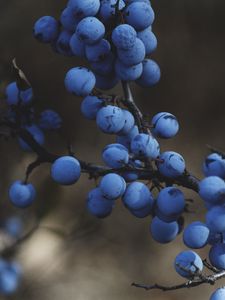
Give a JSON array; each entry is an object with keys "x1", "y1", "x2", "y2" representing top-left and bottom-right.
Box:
[{"x1": 0, "y1": 0, "x2": 225, "y2": 299}]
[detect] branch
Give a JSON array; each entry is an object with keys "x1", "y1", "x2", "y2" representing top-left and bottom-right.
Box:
[
  {"x1": 132, "y1": 270, "x2": 225, "y2": 291},
  {"x1": 121, "y1": 81, "x2": 148, "y2": 133}
]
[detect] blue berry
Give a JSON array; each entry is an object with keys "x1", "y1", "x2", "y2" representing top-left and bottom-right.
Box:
[
  {"x1": 51, "y1": 156, "x2": 81, "y2": 185},
  {"x1": 39, "y1": 109, "x2": 62, "y2": 130},
  {"x1": 137, "y1": 27, "x2": 157, "y2": 54},
  {"x1": 203, "y1": 153, "x2": 225, "y2": 179},
  {"x1": 9, "y1": 180, "x2": 36, "y2": 208},
  {"x1": 122, "y1": 181, "x2": 153, "y2": 210},
  {"x1": 183, "y1": 221, "x2": 209, "y2": 249},
  {"x1": 156, "y1": 187, "x2": 185, "y2": 219},
  {"x1": 131, "y1": 133, "x2": 160, "y2": 159},
  {"x1": 151, "y1": 112, "x2": 179, "y2": 139},
  {"x1": 174, "y1": 250, "x2": 203, "y2": 278},
  {"x1": 70, "y1": 33, "x2": 86, "y2": 57},
  {"x1": 206, "y1": 206, "x2": 225, "y2": 233},
  {"x1": 5, "y1": 82, "x2": 33, "y2": 106},
  {"x1": 112, "y1": 24, "x2": 137, "y2": 50},
  {"x1": 117, "y1": 38, "x2": 145, "y2": 66},
  {"x1": 102, "y1": 143, "x2": 129, "y2": 168},
  {"x1": 157, "y1": 151, "x2": 185, "y2": 178},
  {"x1": 116, "y1": 125, "x2": 139, "y2": 149},
  {"x1": 118, "y1": 110, "x2": 135, "y2": 135},
  {"x1": 0, "y1": 261, "x2": 21, "y2": 295},
  {"x1": 81, "y1": 95, "x2": 103, "y2": 119},
  {"x1": 54, "y1": 30, "x2": 73, "y2": 56},
  {"x1": 87, "y1": 187, "x2": 114, "y2": 218},
  {"x1": 199, "y1": 176, "x2": 225, "y2": 204},
  {"x1": 33, "y1": 16, "x2": 59, "y2": 43},
  {"x1": 18, "y1": 125, "x2": 45, "y2": 151},
  {"x1": 85, "y1": 39, "x2": 111, "y2": 62},
  {"x1": 136, "y1": 59, "x2": 161, "y2": 87},
  {"x1": 209, "y1": 243, "x2": 225, "y2": 270},
  {"x1": 91, "y1": 52, "x2": 115, "y2": 75},
  {"x1": 96, "y1": 105, "x2": 125, "y2": 133},
  {"x1": 130, "y1": 204, "x2": 152, "y2": 218},
  {"x1": 115, "y1": 60, "x2": 143, "y2": 81},
  {"x1": 100, "y1": 173, "x2": 126, "y2": 199},
  {"x1": 210, "y1": 288, "x2": 225, "y2": 300},
  {"x1": 76, "y1": 17, "x2": 105, "y2": 45},
  {"x1": 150, "y1": 216, "x2": 179, "y2": 244},
  {"x1": 124, "y1": 2, "x2": 154, "y2": 30},
  {"x1": 60, "y1": 7, "x2": 79, "y2": 32},
  {"x1": 69, "y1": 0, "x2": 100, "y2": 18},
  {"x1": 65, "y1": 67, "x2": 96, "y2": 96}
]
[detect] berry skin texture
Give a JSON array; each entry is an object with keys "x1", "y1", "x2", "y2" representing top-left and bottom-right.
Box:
[
  {"x1": 136, "y1": 59, "x2": 161, "y2": 87},
  {"x1": 112, "y1": 24, "x2": 137, "y2": 50},
  {"x1": 122, "y1": 181, "x2": 154, "y2": 210},
  {"x1": 206, "y1": 206, "x2": 225, "y2": 233},
  {"x1": 60, "y1": 7, "x2": 79, "y2": 32},
  {"x1": 18, "y1": 125, "x2": 45, "y2": 151},
  {"x1": 174, "y1": 250, "x2": 203, "y2": 278},
  {"x1": 199, "y1": 176, "x2": 225, "y2": 204},
  {"x1": 76, "y1": 17, "x2": 105, "y2": 45},
  {"x1": 157, "y1": 151, "x2": 185, "y2": 178},
  {"x1": 81, "y1": 95, "x2": 103, "y2": 120},
  {"x1": 64, "y1": 67, "x2": 96, "y2": 96},
  {"x1": 131, "y1": 133, "x2": 160, "y2": 159},
  {"x1": 183, "y1": 221, "x2": 210, "y2": 249},
  {"x1": 203, "y1": 153, "x2": 225, "y2": 179},
  {"x1": 85, "y1": 39, "x2": 111, "y2": 62},
  {"x1": 54, "y1": 30, "x2": 73, "y2": 56},
  {"x1": 100, "y1": 173, "x2": 126, "y2": 199},
  {"x1": 51, "y1": 156, "x2": 81, "y2": 185},
  {"x1": 69, "y1": 33, "x2": 86, "y2": 57},
  {"x1": 137, "y1": 27, "x2": 157, "y2": 54},
  {"x1": 156, "y1": 187, "x2": 185, "y2": 218},
  {"x1": 96, "y1": 105, "x2": 125, "y2": 134},
  {"x1": 87, "y1": 188, "x2": 114, "y2": 218},
  {"x1": 91, "y1": 52, "x2": 115, "y2": 76},
  {"x1": 5, "y1": 82, "x2": 33, "y2": 106},
  {"x1": 33, "y1": 16, "x2": 59, "y2": 43},
  {"x1": 124, "y1": 2, "x2": 155, "y2": 31},
  {"x1": 117, "y1": 38, "x2": 146, "y2": 66},
  {"x1": 151, "y1": 112, "x2": 179, "y2": 139},
  {"x1": 115, "y1": 60, "x2": 143, "y2": 81},
  {"x1": 102, "y1": 143, "x2": 129, "y2": 168},
  {"x1": 9, "y1": 181, "x2": 36, "y2": 208},
  {"x1": 209, "y1": 243, "x2": 225, "y2": 270},
  {"x1": 118, "y1": 110, "x2": 135, "y2": 135},
  {"x1": 150, "y1": 216, "x2": 179, "y2": 244},
  {"x1": 210, "y1": 287, "x2": 225, "y2": 300},
  {"x1": 69, "y1": 0, "x2": 100, "y2": 19}
]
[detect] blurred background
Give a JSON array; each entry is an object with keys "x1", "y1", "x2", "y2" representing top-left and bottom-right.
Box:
[{"x1": 0, "y1": 0, "x2": 225, "y2": 299}]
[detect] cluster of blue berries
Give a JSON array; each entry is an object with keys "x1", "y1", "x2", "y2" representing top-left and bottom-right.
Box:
[
  {"x1": 1, "y1": 1, "x2": 224, "y2": 299},
  {"x1": 34, "y1": 0, "x2": 160, "y2": 91}
]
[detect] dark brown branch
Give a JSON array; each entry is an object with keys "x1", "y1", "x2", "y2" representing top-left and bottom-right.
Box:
[
  {"x1": 132, "y1": 270, "x2": 225, "y2": 291},
  {"x1": 121, "y1": 81, "x2": 146, "y2": 133}
]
